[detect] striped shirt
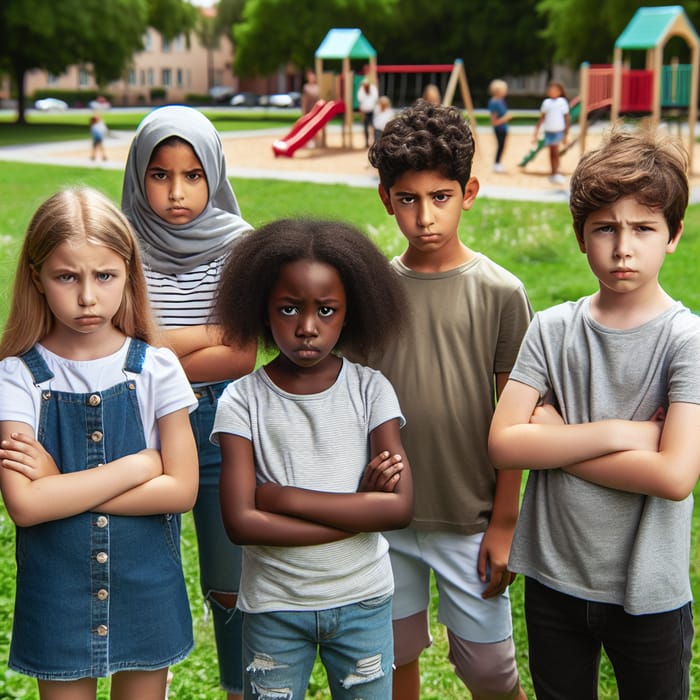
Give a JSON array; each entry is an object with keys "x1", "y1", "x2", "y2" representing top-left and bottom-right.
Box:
[{"x1": 145, "y1": 255, "x2": 226, "y2": 328}]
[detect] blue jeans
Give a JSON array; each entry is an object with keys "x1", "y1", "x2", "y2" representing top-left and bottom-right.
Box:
[
  {"x1": 525, "y1": 577, "x2": 693, "y2": 700},
  {"x1": 242, "y1": 594, "x2": 394, "y2": 700},
  {"x1": 190, "y1": 381, "x2": 243, "y2": 694}
]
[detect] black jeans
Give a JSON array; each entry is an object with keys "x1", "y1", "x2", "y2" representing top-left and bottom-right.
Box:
[{"x1": 524, "y1": 577, "x2": 693, "y2": 700}]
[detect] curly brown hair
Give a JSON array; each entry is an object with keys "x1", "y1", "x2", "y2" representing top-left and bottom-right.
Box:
[
  {"x1": 216, "y1": 219, "x2": 407, "y2": 359},
  {"x1": 569, "y1": 126, "x2": 688, "y2": 242},
  {"x1": 368, "y1": 99, "x2": 475, "y2": 193}
]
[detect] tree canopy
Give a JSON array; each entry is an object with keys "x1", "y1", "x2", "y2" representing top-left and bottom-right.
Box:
[{"x1": 0, "y1": 0, "x2": 197, "y2": 123}]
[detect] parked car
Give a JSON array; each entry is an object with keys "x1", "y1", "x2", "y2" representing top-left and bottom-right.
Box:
[
  {"x1": 259, "y1": 92, "x2": 301, "y2": 108},
  {"x1": 88, "y1": 96, "x2": 111, "y2": 110},
  {"x1": 34, "y1": 97, "x2": 69, "y2": 111},
  {"x1": 230, "y1": 91, "x2": 260, "y2": 107},
  {"x1": 209, "y1": 86, "x2": 234, "y2": 103}
]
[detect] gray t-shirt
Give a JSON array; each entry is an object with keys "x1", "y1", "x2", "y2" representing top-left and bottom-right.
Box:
[
  {"x1": 509, "y1": 297, "x2": 700, "y2": 614},
  {"x1": 211, "y1": 358, "x2": 404, "y2": 612}
]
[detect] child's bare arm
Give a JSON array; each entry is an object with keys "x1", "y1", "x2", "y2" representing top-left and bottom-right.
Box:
[
  {"x1": 219, "y1": 432, "x2": 352, "y2": 546},
  {"x1": 564, "y1": 402, "x2": 700, "y2": 500},
  {"x1": 0, "y1": 422, "x2": 161, "y2": 527},
  {"x1": 489, "y1": 380, "x2": 661, "y2": 470},
  {"x1": 95, "y1": 407, "x2": 199, "y2": 514},
  {"x1": 255, "y1": 418, "x2": 413, "y2": 533},
  {"x1": 162, "y1": 325, "x2": 256, "y2": 383}
]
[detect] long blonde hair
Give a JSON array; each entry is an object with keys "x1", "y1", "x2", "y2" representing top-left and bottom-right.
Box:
[{"x1": 0, "y1": 187, "x2": 160, "y2": 359}]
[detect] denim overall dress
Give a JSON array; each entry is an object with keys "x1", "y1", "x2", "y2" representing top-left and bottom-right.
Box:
[{"x1": 8, "y1": 339, "x2": 193, "y2": 680}]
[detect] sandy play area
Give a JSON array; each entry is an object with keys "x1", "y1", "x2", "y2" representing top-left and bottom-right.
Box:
[{"x1": 49, "y1": 121, "x2": 700, "y2": 199}]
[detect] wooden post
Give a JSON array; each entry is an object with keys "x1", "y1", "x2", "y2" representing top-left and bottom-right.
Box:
[
  {"x1": 578, "y1": 62, "x2": 590, "y2": 155},
  {"x1": 442, "y1": 60, "x2": 478, "y2": 145}
]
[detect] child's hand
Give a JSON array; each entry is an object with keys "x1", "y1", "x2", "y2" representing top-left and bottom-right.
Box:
[
  {"x1": 358, "y1": 451, "x2": 403, "y2": 492},
  {"x1": 0, "y1": 432, "x2": 59, "y2": 480}
]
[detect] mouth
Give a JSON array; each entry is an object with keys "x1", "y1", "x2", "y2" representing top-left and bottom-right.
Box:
[
  {"x1": 611, "y1": 269, "x2": 636, "y2": 278},
  {"x1": 75, "y1": 315, "x2": 102, "y2": 326}
]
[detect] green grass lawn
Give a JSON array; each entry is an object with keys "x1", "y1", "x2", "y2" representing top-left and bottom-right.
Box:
[{"x1": 0, "y1": 153, "x2": 699, "y2": 698}]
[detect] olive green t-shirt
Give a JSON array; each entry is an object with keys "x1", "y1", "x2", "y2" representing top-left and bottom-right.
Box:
[{"x1": 370, "y1": 254, "x2": 532, "y2": 534}]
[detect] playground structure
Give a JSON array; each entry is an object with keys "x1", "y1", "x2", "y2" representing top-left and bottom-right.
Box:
[
  {"x1": 578, "y1": 6, "x2": 699, "y2": 171},
  {"x1": 520, "y1": 6, "x2": 699, "y2": 173},
  {"x1": 273, "y1": 27, "x2": 477, "y2": 157}
]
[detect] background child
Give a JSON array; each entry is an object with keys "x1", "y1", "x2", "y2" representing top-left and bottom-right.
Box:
[
  {"x1": 489, "y1": 127, "x2": 700, "y2": 699},
  {"x1": 357, "y1": 77, "x2": 379, "y2": 147},
  {"x1": 0, "y1": 187, "x2": 198, "y2": 700},
  {"x1": 533, "y1": 80, "x2": 569, "y2": 185},
  {"x1": 488, "y1": 79, "x2": 511, "y2": 173},
  {"x1": 89, "y1": 113, "x2": 108, "y2": 161},
  {"x1": 367, "y1": 99, "x2": 531, "y2": 700},
  {"x1": 121, "y1": 105, "x2": 256, "y2": 700},
  {"x1": 373, "y1": 95, "x2": 395, "y2": 144},
  {"x1": 210, "y1": 218, "x2": 414, "y2": 699}
]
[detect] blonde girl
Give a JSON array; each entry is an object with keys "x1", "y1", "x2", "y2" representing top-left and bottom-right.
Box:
[{"x1": 0, "y1": 188, "x2": 198, "y2": 700}]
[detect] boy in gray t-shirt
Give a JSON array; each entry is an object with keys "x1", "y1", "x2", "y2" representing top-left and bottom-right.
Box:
[{"x1": 489, "y1": 127, "x2": 700, "y2": 699}]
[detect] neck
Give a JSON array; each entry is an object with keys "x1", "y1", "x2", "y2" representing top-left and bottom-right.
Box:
[{"x1": 590, "y1": 284, "x2": 673, "y2": 329}]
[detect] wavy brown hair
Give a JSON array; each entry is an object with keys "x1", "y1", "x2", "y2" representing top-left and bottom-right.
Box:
[{"x1": 569, "y1": 125, "x2": 688, "y2": 242}]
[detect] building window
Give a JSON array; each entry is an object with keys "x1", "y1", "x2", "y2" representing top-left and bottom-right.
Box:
[
  {"x1": 176, "y1": 69, "x2": 184, "y2": 88},
  {"x1": 79, "y1": 69, "x2": 89, "y2": 87},
  {"x1": 174, "y1": 34, "x2": 185, "y2": 51},
  {"x1": 47, "y1": 73, "x2": 59, "y2": 86},
  {"x1": 147, "y1": 69, "x2": 154, "y2": 86},
  {"x1": 128, "y1": 70, "x2": 136, "y2": 86},
  {"x1": 162, "y1": 69, "x2": 171, "y2": 87},
  {"x1": 143, "y1": 31, "x2": 152, "y2": 51},
  {"x1": 162, "y1": 38, "x2": 171, "y2": 53}
]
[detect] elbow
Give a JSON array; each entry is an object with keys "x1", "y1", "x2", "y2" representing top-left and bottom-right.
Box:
[
  {"x1": 487, "y1": 436, "x2": 518, "y2": 470},
  {"x1": 7, "y1": 504, "x2": 44, "y2": 528},
  {"x1": 658, "y1": 480, "x2": 695, "y2": 502}
]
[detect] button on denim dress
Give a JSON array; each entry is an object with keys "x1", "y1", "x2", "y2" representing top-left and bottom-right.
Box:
[{"x1": 9, "y1": 339, "x2": 193, "y2": 680}]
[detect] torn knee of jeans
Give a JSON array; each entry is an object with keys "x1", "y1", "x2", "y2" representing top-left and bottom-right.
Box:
[
  {"x1": 339, "y1": 653, "x2": 385, "y2": 689},
  {"x1": 246, "y1": 653, "x2": 292, "y2": 699}
]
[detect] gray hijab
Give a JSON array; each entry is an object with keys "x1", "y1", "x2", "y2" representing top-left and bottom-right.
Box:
[{"x1": 121, "y1": 105, "x2": 252, "y2": 274}]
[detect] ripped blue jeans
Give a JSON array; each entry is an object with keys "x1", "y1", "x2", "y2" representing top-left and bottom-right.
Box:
[{"x1": 242, "y1": 594, "x2": 393, "y2": 699}]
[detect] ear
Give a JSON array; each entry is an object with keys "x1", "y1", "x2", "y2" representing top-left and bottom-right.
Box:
[
  {"x1": 31, "y1": 266, "x2": 45, "y2": 294},
  {"x1": 666, "y1": 220, "x2": 683, "y2": 253},
  {"x1": 378, "y1": 184, "x2": 394, "y2": 215},
  {"x1": 461, "y1": 177, "x2": 480, "y2": 212}
]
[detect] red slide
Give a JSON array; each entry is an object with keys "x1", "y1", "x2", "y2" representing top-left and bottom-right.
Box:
[{"x1": 272, "y1": 100, "x2": 345, "y2": 157}]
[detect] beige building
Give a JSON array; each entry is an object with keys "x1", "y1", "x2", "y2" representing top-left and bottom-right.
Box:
[{"x1": 20, "y1": 8, "x2": 243, "y2": 105}]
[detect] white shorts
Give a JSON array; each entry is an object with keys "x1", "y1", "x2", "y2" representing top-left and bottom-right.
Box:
[{"x1": 386, "y1": 527, "x2": 514, "y2": 644}]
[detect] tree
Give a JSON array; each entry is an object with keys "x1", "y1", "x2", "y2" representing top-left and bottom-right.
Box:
[
  {"x1": 232, "y1": 0, "x2": 397, "y2": 77},
  {"x1": 0, "y1": 0, "x2": 196, "y2": 124},
  {"x1": 537, "y1": 0, "x2": 700, "y2": 69}
]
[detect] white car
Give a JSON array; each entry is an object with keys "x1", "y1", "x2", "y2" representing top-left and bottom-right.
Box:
[
  {"x1": 88, "y1": 97, "x2": 111, "y2": 110},
  {"x1": 34, "y1": 98, "x2": 69, "y2": 111}
]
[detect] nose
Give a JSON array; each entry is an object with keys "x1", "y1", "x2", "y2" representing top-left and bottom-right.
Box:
[
  {"x1": 169, "y1": 178, "x2": 184, "y2": 202},
  {"x1": 79, "y1": 281, "x2": 96, "y2": 306},
  {"x1": 295, "y1": 311, "x2": 318, "y2": 337},
  {"x1": 417, "y1": 199, "x2": 434, "y2": 229},
  {"x1": 614, "y1": 230, "x2": 633, "y2": 258}
]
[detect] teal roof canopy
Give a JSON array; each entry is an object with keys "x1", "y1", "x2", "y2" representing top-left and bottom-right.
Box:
[
  {"x1": 315, "y1": 28, "x2": 376, "y2": 60},
  {"x1": 615, "y1": 5, "x2": 699, "y2": 50}
]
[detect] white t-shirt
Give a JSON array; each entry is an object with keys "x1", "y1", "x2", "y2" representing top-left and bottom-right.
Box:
[
  {"x1": 0, "y1": 340, "x2": 197, "y2": 448},
  {"x1": 540, "y1": 96, "x2": 569, "y2": 132}
]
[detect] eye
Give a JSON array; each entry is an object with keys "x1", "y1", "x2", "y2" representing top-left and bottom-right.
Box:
[
  {"x1": 186, "y1": 171, "x2": 204, "y2": 182},
  {"x1": 318, "y1": 306, "x2": 335, "y2": 318},
  {"x1": 97, "y1": 272, "x2": 113, "y2": 282},
  {"x1": 280, "y1": 306, "x2": 298, "y2": 316},
  {"x1": 434, "y1": 193, "x2": 449, "y2": 203},
  {"x1": 58, "y1": 273, "x2": 76, "y2": 282},
  {"x1": 148, "y1": 170, "x2": 167, "y2": 181},
  {"x1": 398, "y1": 195, "x2": 416, "y2": 205}
]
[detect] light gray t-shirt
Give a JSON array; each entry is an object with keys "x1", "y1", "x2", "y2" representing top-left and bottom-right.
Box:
[
  {"x1": 509, "y1": 297, "x2": 700, "y2": 614},
  {"x1": 211, "y1": 358, "x2": 404, "y2": 612}
]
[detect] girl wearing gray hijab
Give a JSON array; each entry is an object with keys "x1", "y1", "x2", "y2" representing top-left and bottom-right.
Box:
[{"x1": 122, "y1": 105, "x2": 255, "y2": 700}]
